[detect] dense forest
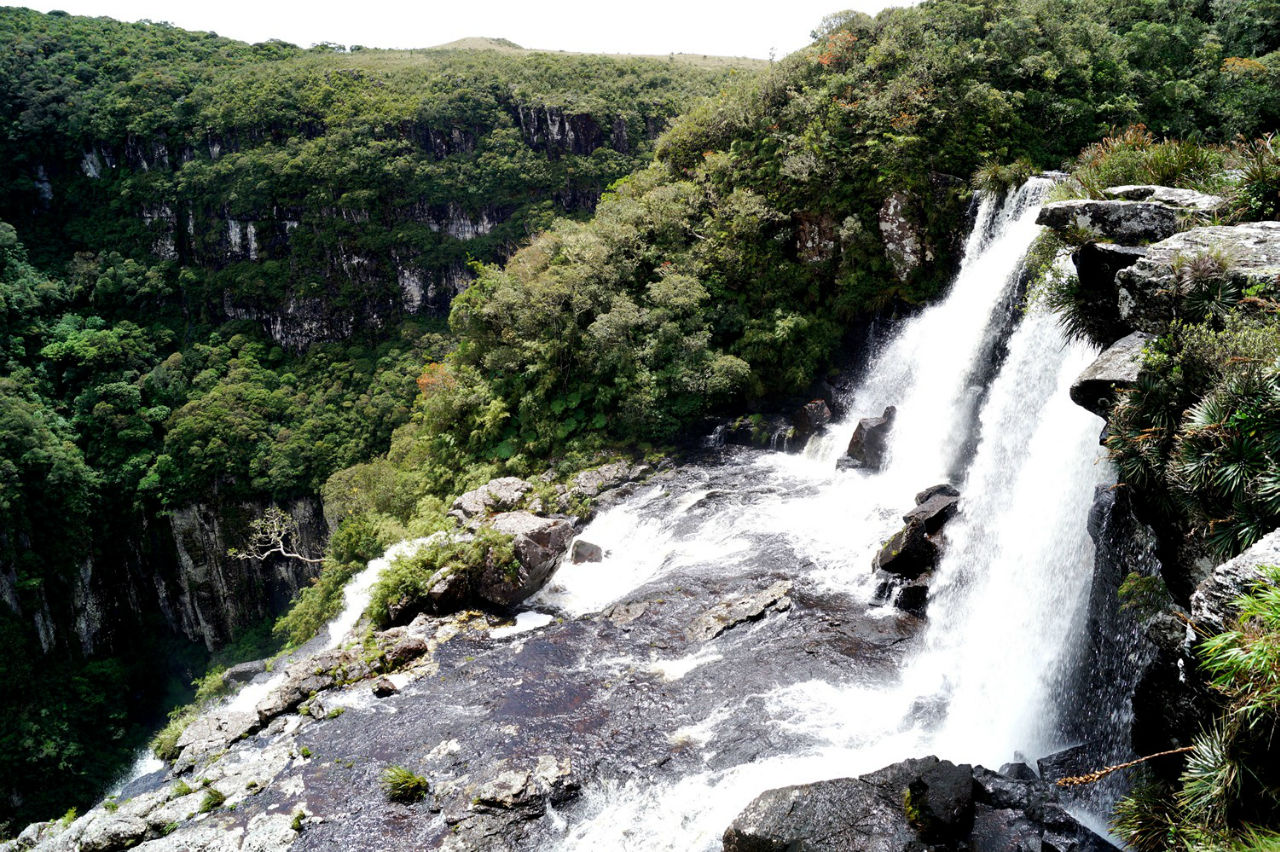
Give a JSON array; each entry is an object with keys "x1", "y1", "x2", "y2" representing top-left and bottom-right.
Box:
[
  {"x1": 0, "y1": 8, "x2": 751, "y2": 831},
  {"x1": 1, "y1": 0, "x2": 1278, "y2": 840}
]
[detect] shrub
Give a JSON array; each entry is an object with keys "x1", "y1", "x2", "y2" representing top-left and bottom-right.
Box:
[
  {"x1": 1235, "y1": 134, "x2": 1280, "y2": 221},
  {"x1": 198, "y1": 789, "x2": 225, "y2": 814},
  {"x1": 367, "y1": 529, "x2": 517, "y2": 627},
  {"x1": 1112, "y1": 568, "x2": 1280, "y2": 849},
  {"x1": 381, "y1": 766, "x2": 430, "y2": 804},
  {"x1": 971, "y1": 158, "x2": 1037, "y2": 195}
]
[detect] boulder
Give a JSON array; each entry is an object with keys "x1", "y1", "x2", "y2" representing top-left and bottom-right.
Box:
[
  {"x1": 906, "y1": 760, "x2": 975, "y2": 841},
  {"x1": 722, "y1": 757, "x2": 1113, "y2": 852},
  {"x1": 450, "y1": 477, "x2": 533, "y2": 522},
  {"x1": 686, "y1": 581, "x2": 793, "y2": 642},
  {"x1": 570, "y1": 539, "x2": 604, "y2": 564},
  {"x1": 1115, "y1": 222, "x2": 1280, "y2": 334},
  {"x1": 479, "y1": 512, "x2": 576, "y2": 608},
  {"x1": 386, "y1": 635, "x2": 430, "y2": 668},
  {"x1": 915, "y1": 483, "x2": 959, "y2": 504},
  {"x1": 847, "y1": 405, "x2": 896, "y2": 470},
  {"x1": 792, "y1": 400, "x2": 833, "y2": 443},
  {"x1": 1071, "y1": 242, "x2": 1148, "y2": 345},
  {"x1": 892, "y1": 580, "x2": 930, "y2": 617},
  {"x1": 1102, "y1": 184, "x2": 1227, "y2": 213},
  {"x1": 903, "y1": 493, "x2": 960, "y2": 534},
  {"x1": 76, "y1": 815, "x2": 148, "y2": 852},
  {"x1": 469, "y1": 755, "x2": 574, "y2": 812},
  {"x1": 1191, "y1": 528, "x2": 1280, "y2": 634},
  {"x1": 371, "y1": 676, "x2": 399, "y2": 698},
  {"x1": 874, "y1": 519, "x2": 937, "y2": 579},
  {"x1": 1069, "y1": 331, "x2": 1153, "y2": 416},
  {"x1": 223, "y1": 659, "x2": 267, "y2": 684},
  {"x1": 1036, "y1": 200, "x2": 1180, "y2": 245}
]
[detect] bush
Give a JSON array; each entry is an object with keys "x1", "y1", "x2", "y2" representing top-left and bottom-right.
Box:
[
  {"x1": 367, "y1": 528, "x2": 517, "y2": 627},
  {"x1": 1112, "y1": 568, "x2": 1280, "y2": 849},
  {"x1": 381, "y1": 765, "x2": 430, "y2": 804}
]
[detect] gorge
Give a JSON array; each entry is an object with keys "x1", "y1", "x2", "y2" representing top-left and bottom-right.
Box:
[{"x1": 3, "y1": 2, "x2": 1280, "y2": 849}]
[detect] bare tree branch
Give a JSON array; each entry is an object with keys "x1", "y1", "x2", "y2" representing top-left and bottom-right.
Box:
[{"x1": 228, "y1": 506, "x2": 323, "y2": 564}]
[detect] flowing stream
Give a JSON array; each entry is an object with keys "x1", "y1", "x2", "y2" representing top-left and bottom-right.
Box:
[
  {"x1": 523, "y1": 179, "x2": 1113, "y2": 848},
  {"x1": 170, "y1": 179, "x2": 1115, "y2": 851}
]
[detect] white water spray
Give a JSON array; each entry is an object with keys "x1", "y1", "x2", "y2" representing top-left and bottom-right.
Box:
[{"x1": 541, "y1": 183, "x2": 1111, "y2": 850}]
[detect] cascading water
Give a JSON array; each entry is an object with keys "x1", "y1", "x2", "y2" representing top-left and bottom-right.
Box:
[
  {"x1": 520, "y1": 179, "x2": 1114, "y2": 849},
  {"x1": 103, "y1": 179, "x2": 1121, "y2": 850}
]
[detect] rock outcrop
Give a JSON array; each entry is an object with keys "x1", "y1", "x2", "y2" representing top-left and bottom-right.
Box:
[
  {"x1": 1192, "y1": 528, "x2": 1280, "y2": 634},
  {"x1": 1069, "y1": 331, "x2": 1153, "y2": 417},
  {"x1": 1102, "y1": 184, "x2": 1227, "y2": 213},
  {"x1": 686, "y1": 581, "x2": 793, "y2": 642},
  {"x1": 722, "y1": 757, "x2": 1114, "y2": 852},
  {"x1": 1036, "y1": 199, "x2": 1180, "y2": 245},
  {"x1": 481, "y1": 512, "x2": 576, "y2": 608},
  {"x1": 1114, "y1": 221, "x2": 1280, "y2": 334},
  {"x1": 847, "y1": 405, "x2": 897, "y2": 470}
]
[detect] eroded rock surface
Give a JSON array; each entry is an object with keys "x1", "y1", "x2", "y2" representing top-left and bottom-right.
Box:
[
  {"x1": 722, "y1": 757, "x2": 1114, "y2": 852},
  {"x1": 1070, "y1": 331, "x2": 1153, "y2": 416},
  {"x1": 1192, "y1": 528, "x2": 1280, "y2": 634},
  {"x1": 1114, "y1": 221, "x2": 1280, "y2": 334},
  {"x1": 1036, "y1": 199, "x2": 1180, "y2": 245}
]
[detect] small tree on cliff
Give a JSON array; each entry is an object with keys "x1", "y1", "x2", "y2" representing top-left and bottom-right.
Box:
[{"x1": 229, "y1": 506, "x2": 322, "y2": 564}]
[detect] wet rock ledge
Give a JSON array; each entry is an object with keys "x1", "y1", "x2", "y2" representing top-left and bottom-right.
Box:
[{"x1": 723, "y1": 756, "x2": 1115, "y2": 851}]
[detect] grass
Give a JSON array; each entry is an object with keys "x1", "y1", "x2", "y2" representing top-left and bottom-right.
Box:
[{"x1": 381, "y1": 765, "x2": 430, "y2": 804}]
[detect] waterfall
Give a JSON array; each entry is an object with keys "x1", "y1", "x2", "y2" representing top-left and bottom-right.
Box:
[{"x1": 535, "y1": 181, "x2": 1111, "y2": 850}]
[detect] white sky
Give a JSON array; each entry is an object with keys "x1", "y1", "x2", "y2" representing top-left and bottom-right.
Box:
[{"x1": 10, "y1": 1, "x2": 912, "y2": 60}]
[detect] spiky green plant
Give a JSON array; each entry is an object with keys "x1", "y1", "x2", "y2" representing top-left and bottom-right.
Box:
[
  {"x1": 1113, "y1": 569, "x2": 1280, "y2": 849},
  {"x1": 381, "y1": 765, "x2": 430, "y2": 804}
]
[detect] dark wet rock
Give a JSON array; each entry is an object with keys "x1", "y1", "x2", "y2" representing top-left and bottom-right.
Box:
[
  {"x1": 1070, "y1": 242, "x2": 1148, "y2": 345},
  {"x1": 874, "y1": 519, "x2": 937, "y2": 579},
  {"x1": 998, "y1": 762, "x2": 1040, "y2": 783},
  {"x1": 903, "y1": 493, "x2": 960, "y2": 534},
  {"x1": 687, "y1": 581, "x2": 793, "y2": 642},
  {"x1": 915, "y1": 483, "x2": 959, "y2": 504},
  {"x1": 481, "y1": 512, "x2": 576, "y2": 608},
  {"x1": 450, "y1": 477, "x2": 533, "y2": 522},
  {"x1": 1069, "y1": 331, "x2": 1153, "y2": 416},
  {"x1": 571, "y1": 539, "x2": 604, "y2": 564},
  {"x1": 1036, "y1": 743, "x2": 1095, "y2": 786},
  {"x1": 1102, "y1": 184, "x2": 1227, "y2": 213},
  {"x1": 223, "y1": 659, "x2": 267, "y2": 684},
  {"x1": 1192, "y1": 528, "x2": 1280, "y2": 634},
  {"x1": 371, "y1": 676, "x2": 399, "y2": 698},
  {"x1": 723, "y1": 758, "x2": 1113, "y2": 852},
  {"x1": 893, "y1": 580, "x2": 930, "y2": 617},
  {"x1": 847, "y1": 405, "x2": 896, "y2": 470},
  {"x1": 907, "y1": 759, "x2": 975, "y2": 841},
  {"x1": 1036, "y1": 200, "x2": 1180, "y2": 245},
  {"x1": 387, "y1": 635, "x2": 431, "y2": 668},
  {"x1": 1115, "y1": 222, "x2": 1280, "y2": 334},
  {"x1": 722, "y1": 414, "x2": 798, "y2": 452},
  {"x1": 792, "y1": 400, "x2": 833, "y2": 442}
]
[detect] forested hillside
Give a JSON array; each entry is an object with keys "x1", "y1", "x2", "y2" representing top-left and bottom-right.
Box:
[
  {"x1": 0, "y1": 9, "x2": 750, "y2": 832},
  {"x1": 2, "y1": 0, "x2": 1278, "y2": 837}
]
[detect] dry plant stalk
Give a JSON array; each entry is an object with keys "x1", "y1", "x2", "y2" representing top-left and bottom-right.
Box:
[{"x1": 1056, "y1": 746, "x2": 1195, "y2": 787}]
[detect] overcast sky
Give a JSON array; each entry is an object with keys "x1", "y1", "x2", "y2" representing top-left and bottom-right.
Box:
[{"x1": 11, "y1": 1, "x2": 914, "y2": 59}]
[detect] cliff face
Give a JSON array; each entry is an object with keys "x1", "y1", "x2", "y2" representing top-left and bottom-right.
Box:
[
  {"x1": 1043, "y1": 187, "x2": 1280, "y2": 766},
  {"x1": 18, "y1": 97, "x2": 691, "y2": 351},
  {"x1": 0, "y1": 495, "x2": 326, "y2": 657}
]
